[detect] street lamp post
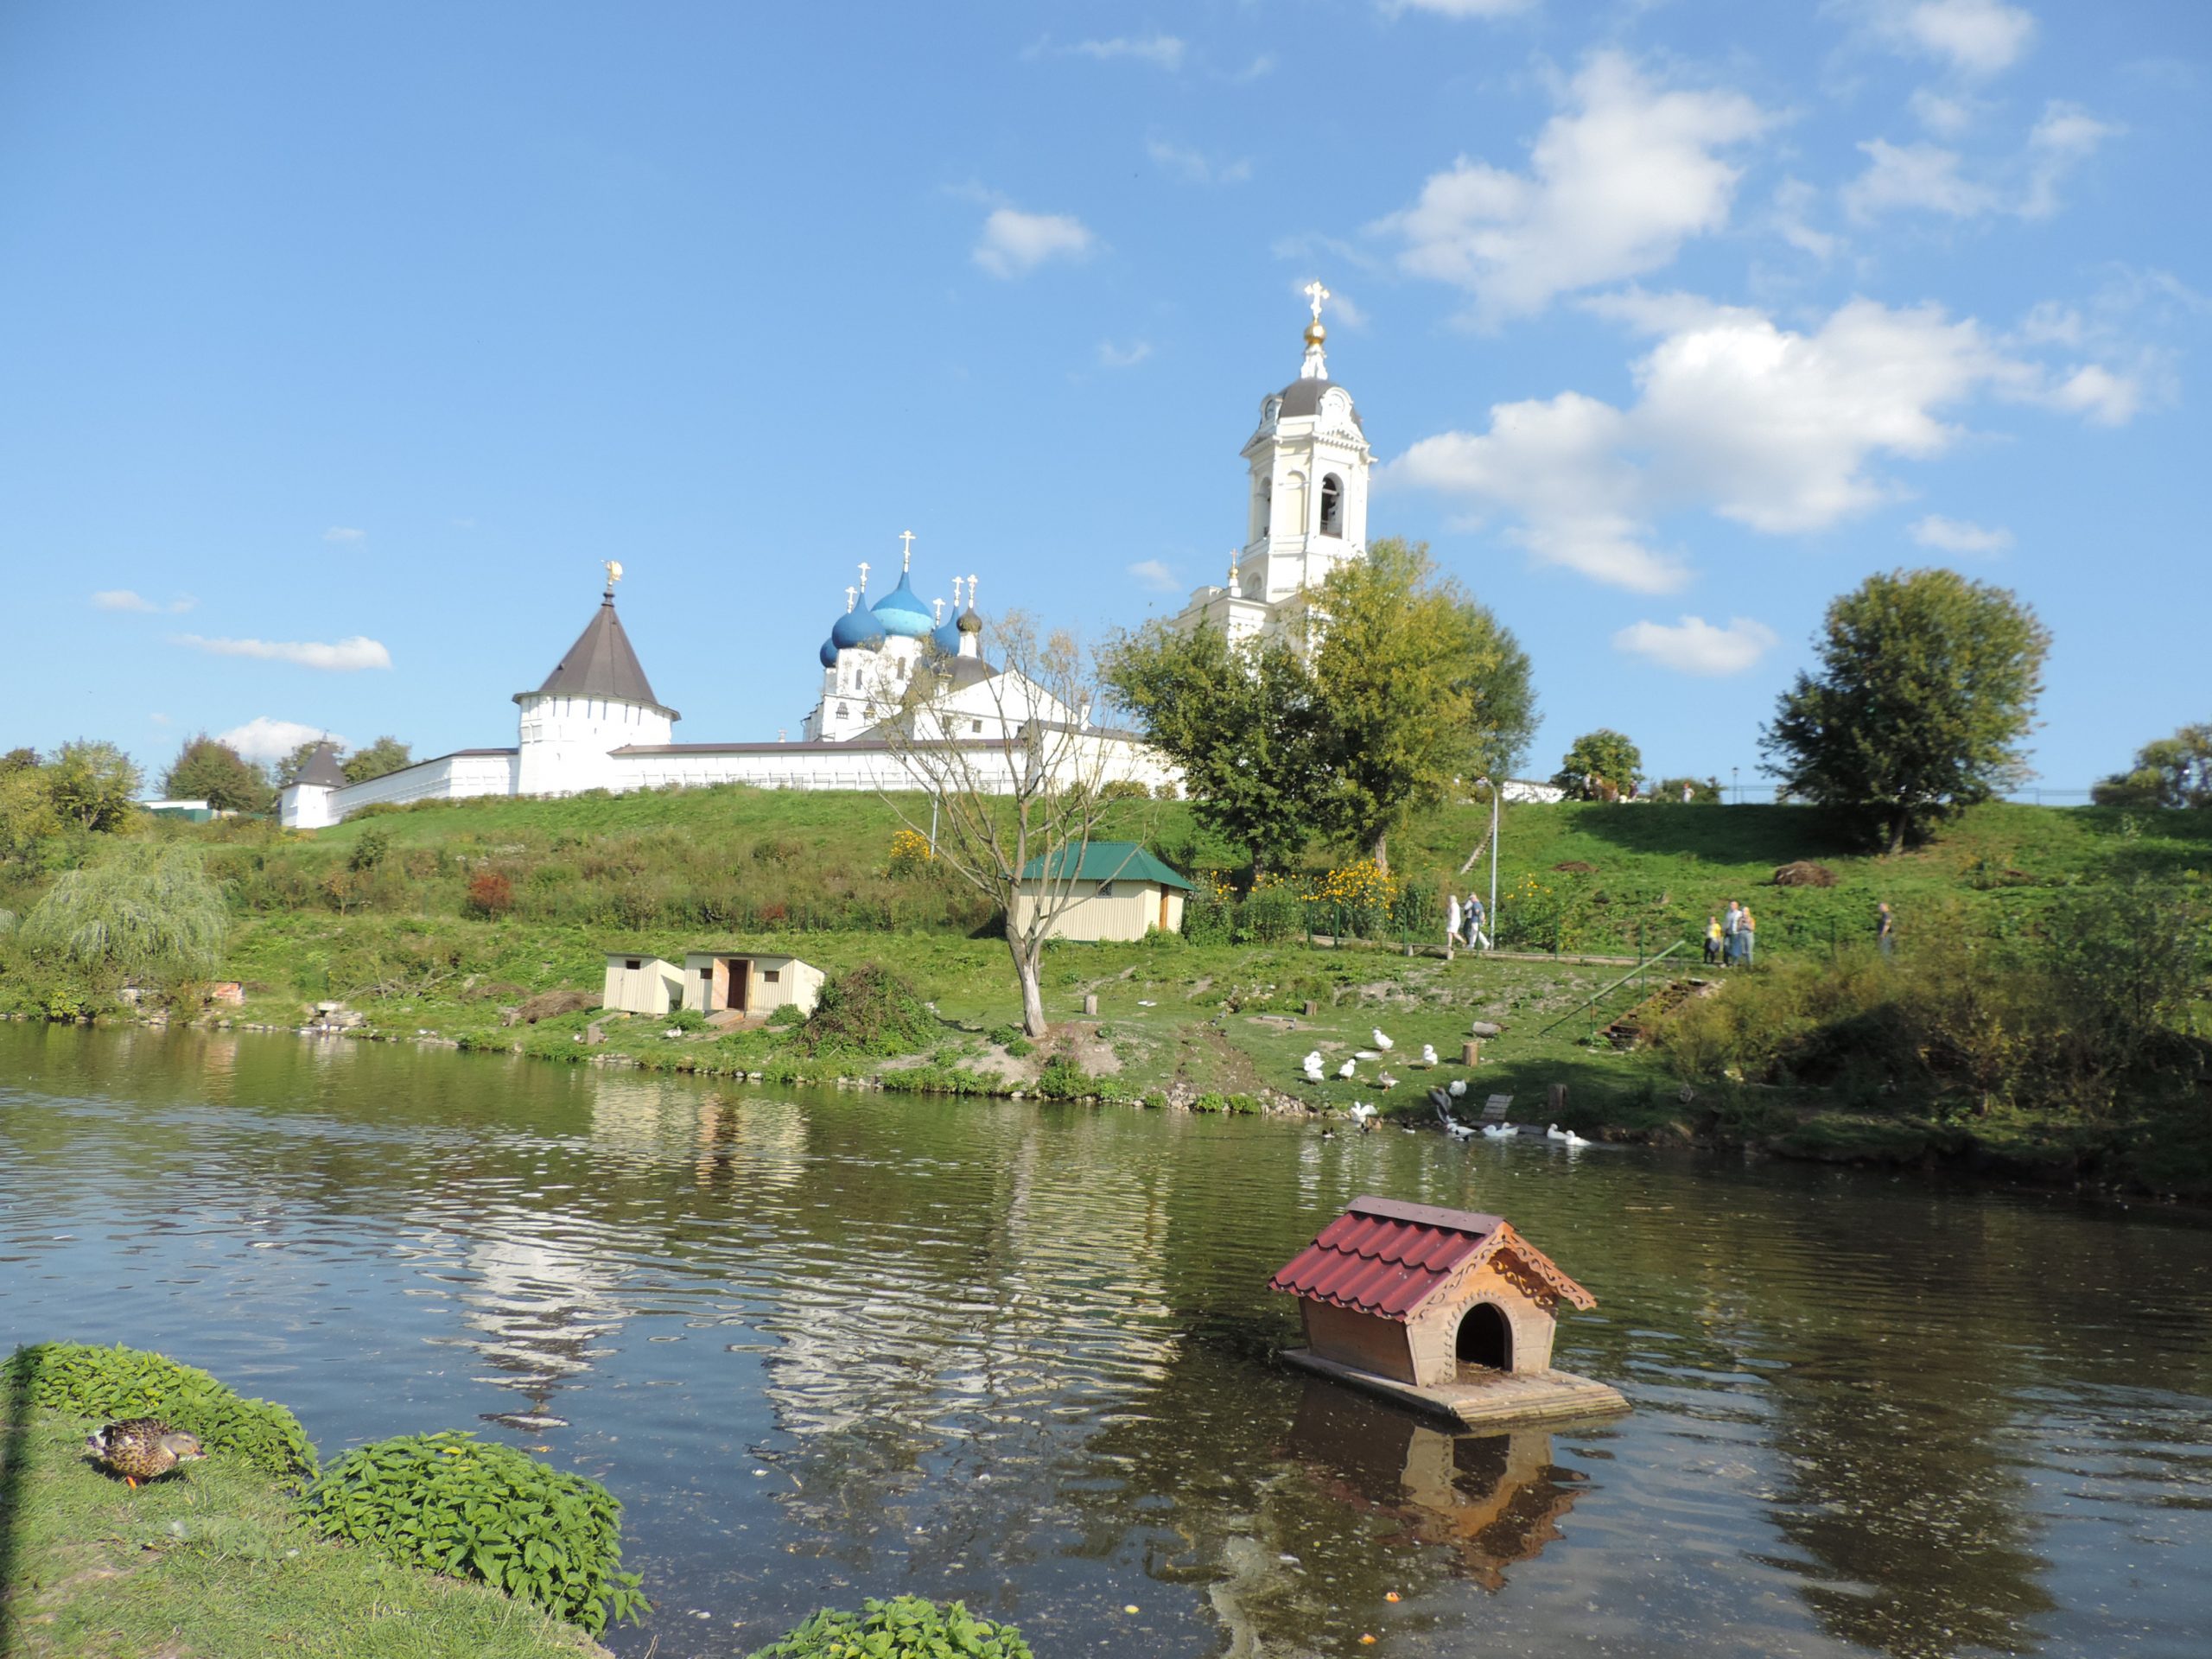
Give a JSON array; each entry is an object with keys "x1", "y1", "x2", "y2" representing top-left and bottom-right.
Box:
[
  {"x1": 1471, "y1": 778, "x2": 1500, "y2": 950},
  {"x1": 1732, "y1": 765, "x2": 1740, "y2": 805}
]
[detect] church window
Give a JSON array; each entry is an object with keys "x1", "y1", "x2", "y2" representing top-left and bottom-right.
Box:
[
  {"x1": 1320, "y1": 474, "x2": 1344, "y2": 537},
  {"x1": 836, "y1": 702, "x2": 849, "y2": 719},
  {"x1": 970, "y1": 720, "x2": 982, "y2": 734}
]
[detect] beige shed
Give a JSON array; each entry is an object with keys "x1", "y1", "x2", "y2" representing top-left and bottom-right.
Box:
[
  {"x1": 682, "y1": 951, "x2": 824, "y2": 1018},
  {"x1": 1012, "y1": 842, "x2": 1193, "y2": 943},
  {"x1": 602, "y1": 953, "x2": 684, "y2": 1016}
]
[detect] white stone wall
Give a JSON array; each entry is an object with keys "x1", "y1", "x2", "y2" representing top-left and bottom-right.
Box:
[
  {"x1": 515, "y1": 695, "x2": 674, "y2": 795},
  {"x1": 321, "y1": 751, "x2": 520, "y2": 823},
  {"x1": 611, "y1": 731, "x2": 1177, "y2": 798}
]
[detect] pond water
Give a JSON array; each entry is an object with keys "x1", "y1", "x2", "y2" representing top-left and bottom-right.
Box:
[{"x1": 3, "y1": 1023, "x2": 2209, "y2": 1658}]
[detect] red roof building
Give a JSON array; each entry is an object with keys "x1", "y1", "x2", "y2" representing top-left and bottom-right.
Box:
[{"x1": 1270, "y1": 1196, "x2": 1596, "y2": 1390}]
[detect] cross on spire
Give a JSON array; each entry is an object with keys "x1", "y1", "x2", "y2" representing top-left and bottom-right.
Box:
[
  {"x1": 1304, "y1": 280, "x2": 1329, "y2": 322},
  {"x1": 844, "y1": 584, "x2": 857, "y2": 613},
  {"x1": 858, "y1": 561, "x2": 871, "y2": 595},
  {"x1": 899, "y1": 529, "x2": 916, "y2": 572}
]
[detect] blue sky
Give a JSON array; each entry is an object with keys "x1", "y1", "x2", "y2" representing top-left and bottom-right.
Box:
[{"x1": 3, "y1": 0, "x2": 2204, "y2": 795}]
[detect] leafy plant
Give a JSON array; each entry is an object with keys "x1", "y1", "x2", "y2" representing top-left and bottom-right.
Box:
[
  {"x1": 3, "y1": 1342, "x2": 317, "y2": 1481},
  {"x1": 19, "y1": 842, "x2": 228, "y2": 976},
  {"x1": 304, "y1": 1431, "x2": 647, "y2": 1634},
  {"x1": 1034, "y1": 1055, "x2": 1094, "y2": 1098},
  {"x1": 748, "y1": 1595, "x2": 1034, "y2": 1659},
  {"x1": 795, "y1": 963, "x2": 941, "y2": 1058},
  {"x1": 465, "y1": 869, "x2": 513, "y2": 917},
  {"x1": 349, "y1": 828, "x2": 391, "y2": 872}
]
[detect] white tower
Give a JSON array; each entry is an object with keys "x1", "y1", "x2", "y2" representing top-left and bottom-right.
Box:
[
  {"x1": 515, "y1": 564, "x2": 678, "y2": 796},
  {"x1": 276, "y1": 740, "x2": 347, "y2": 830},
  {"x1": 1172, "y1": 283, "x2": 1376, "y2": 652}
]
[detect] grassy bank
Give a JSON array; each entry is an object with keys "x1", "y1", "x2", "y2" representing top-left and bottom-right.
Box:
[
  {"x1": 0, "y1": 1409, "x2": 607, "y2": 1659},
  {"x1": 3, "y1": 785, "x2": 2207, "y2": 1191}
]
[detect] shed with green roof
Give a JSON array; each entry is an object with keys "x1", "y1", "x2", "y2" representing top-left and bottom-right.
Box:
[{"x1": 1014, "y1": 841, "x2": 1193, "y2": 942}]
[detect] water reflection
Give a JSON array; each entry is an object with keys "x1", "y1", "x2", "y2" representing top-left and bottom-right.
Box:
[
  {"x1": 3, "y1": 1025, "x2": 2211, "y2": 1659},
  {"x1": 1282, "y1": 1382, "x2": 1585, "y2": 1592}
]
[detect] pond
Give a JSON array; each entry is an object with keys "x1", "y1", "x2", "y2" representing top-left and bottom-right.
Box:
[{"x1": 3, "y1": 1022, "x2": 2209, "y2": 1658}]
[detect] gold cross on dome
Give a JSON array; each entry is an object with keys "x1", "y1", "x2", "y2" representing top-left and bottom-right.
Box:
[
  {"x1": 899, "y1": 529, "x2": 916, "y2": 571},
  {"x1": 1304, "y1": 281, "x2": 1329, "y2": 322}
]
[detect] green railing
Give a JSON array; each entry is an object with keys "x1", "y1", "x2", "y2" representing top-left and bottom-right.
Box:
[{"x1": 1540, "y1": 938, "x2": 1691, "y2": 1039}]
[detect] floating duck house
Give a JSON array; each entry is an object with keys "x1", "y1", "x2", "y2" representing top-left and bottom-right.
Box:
[{"x1": 1269, "y1": 1196, "x2": 1626, "y2": 1427}]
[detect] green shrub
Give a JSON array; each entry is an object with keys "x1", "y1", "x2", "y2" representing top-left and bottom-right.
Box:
[
  {"x1": 3, "y1": 1342, "x2": 317, "y2": 1481},
  {"x1": 766, "y1": 1001, "x2": 805, "y2": 1027},
  {"x1": 749, "y1": 1595, "x2": 1033, "y2": 1659},
  {"x1": 304, "y1": 1431, "x2": 647, "y2": 1635},
  {"x1": 20, "y1": 842, "x2": 227, "y2": 976},
  {"x1": 1180, "y1": 893, "x2": 1234, "y2": 945},
  {"x1": 665, "y1": 1007, "x2": 709, "y2": 1033},
  {"x1": 796, "y1": 963, "x2": 941, "y2": 1058},
  {"x1": 1034, "y1": 1055, "x2": 1094, "y2": 1098},
  {"x1": 348, "y1": 828, "x2": 391, "y2": 872},
  {"x1": 1241, "y1": 883, "x2": 1304, "y2": 944}
]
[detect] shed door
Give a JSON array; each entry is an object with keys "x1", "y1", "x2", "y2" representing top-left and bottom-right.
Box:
[
  {"x1": 1456, "y1": 1302, "x2": 1513, "y2": 1372},
  {"x1": 732, "y1": 959, "x2": 751, "y2": 1012}
]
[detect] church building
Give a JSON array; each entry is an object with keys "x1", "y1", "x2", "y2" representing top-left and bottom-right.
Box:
[{"x1": 280, "y1": 294, "x2": 1380, "y2": 830}]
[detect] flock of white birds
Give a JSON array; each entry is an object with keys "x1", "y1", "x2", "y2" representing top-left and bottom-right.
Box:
[{"x1": 1302, "y1": 1022, "x2": 1594, "y2": 1148}]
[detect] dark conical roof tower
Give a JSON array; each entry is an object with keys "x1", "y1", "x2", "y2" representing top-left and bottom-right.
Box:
[
  {"x1": 516, "y1": 582, "x2": 678, "y2": 720},
  {"x1": 291, "y1": 740, "x2": 347, "y2": 788}
]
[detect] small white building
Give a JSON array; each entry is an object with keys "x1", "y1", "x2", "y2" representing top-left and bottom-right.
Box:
[
  {"x1": 682, "y1": 951, "x2": 824, "y2": 1018},
  {"x1": 601, "y1": 953, "x2": 684, "y2": 1016},
  {"x1": 1013, "y1": 842, "x2": 1193, "y2": 943}
]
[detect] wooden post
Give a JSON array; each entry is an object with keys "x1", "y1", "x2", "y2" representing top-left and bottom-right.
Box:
[
  {"x1": 1548, "y1": 1082, "x2": 1567, "y2": 1116},
  {"x1": 1461, "y1": 1039, "x2": 1482, "y2": 1066},
  {"x1": 1083, "y1": 993, "x2": 1099, "y2": 1016},
  {"x1": 1303, "y1": 1000, "x2": 1319, "y2": 1017}
]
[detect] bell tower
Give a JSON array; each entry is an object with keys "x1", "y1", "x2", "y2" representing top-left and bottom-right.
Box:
[{"x1": 1172, "y1": 284, "x2": 1376, "y2": 651}]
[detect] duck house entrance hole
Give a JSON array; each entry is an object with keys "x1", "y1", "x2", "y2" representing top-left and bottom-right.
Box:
[{"x1": 1457, "y1": 1302, "x2": 1513, "y2": 1372}]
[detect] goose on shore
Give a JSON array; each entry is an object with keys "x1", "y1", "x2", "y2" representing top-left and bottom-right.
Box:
[
  {"x1": 1447, "y1": 1079, "x2": 1468, "y2": 1098},
  {"x1": 1337, "y1": 1058, "x2": 1357, "y2": 1080},
  {"x1": 1371, "y1": 1028, "x2": 1395, "y2": 1052},
  {"x1": 1421, "y1": 1044, "x2": 1439, "y2": 1067}
]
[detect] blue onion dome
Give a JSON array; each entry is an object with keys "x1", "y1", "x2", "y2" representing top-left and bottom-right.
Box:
[
  {"x1": 831, "y1": 606, "x2": 885, "y2": 650},
  {"x1": 870, "y1": 573, "x2": 934, "y2": 639},
  {"x1": 818, "y1": 637, "x2": 839, "y2": 669},
  {"x1": 930, "y1": 612, "x2": 964, "y2": 655}
]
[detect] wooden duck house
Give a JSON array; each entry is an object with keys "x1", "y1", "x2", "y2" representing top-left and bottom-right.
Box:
[{"x1": 1268, "y1": 1196, "x2": 1627, "y2": 1427}]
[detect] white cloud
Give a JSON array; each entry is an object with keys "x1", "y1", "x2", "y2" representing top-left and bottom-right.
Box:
[
  {"x1": 217, "y1": 716, "x2": 351, "y2": 765},
  {"x1": 1029, "y1": 35, "x2": 1185, "y2": 69},
  {"x1": 1910, "y1": 87, "x2": 1974, "y2": 135},
  {"x1": 1128, "y1": 559, "x2": 1181, "y2": 593},
  {"x1": 1773, "y1": 177, "x2": 1840, "y2": 260},
  {"x1": 1395, "y1": 294, "x2": 2128, "y2": 589},
  {"x1": 2023, "y1": 101, "x2": 2118, "y2": 218},
  {"x1": 92, "y1": 588, "x2": 194, "y2": 613},
  {"x1": 1392, "y1": 0, "x2": 1541, "y2": 16},
  {"x1": 1147, "y1": 139, "x2": 1251, "y2": 186},
  {"x1": 1844, "y1": 139, "x2": 1998, "y2": 219},
  {"x1": 1612, "y1": 615, "x2": 1780, "y2": 676},
  {"x1": 1375, "y1": 53, "x2": 1774, "y2": 321},
  {"x1": 1232, "y1": 54, "x2": 1276, "y2": 83},
  {"x1": 174, "y1": 634, "x2": 393, "y2": 671},
  {"x1": 322, "y1": 526, "x2": 365, "y2": 543},
  {"x1": 1096, "y1": 339, "x2": 1154, "y2": 369},
  {"x1": 973, "y1": 207, "x2": 1096, "y2": 279},
  {"x1": 1893, "y1": 0, "x2": 2035, "y2": 78},
  {"x1": 1910, "y1": 513, "x2": 2013, "y2": 551}
]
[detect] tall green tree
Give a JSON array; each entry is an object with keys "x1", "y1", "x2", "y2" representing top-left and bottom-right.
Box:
[
  {"x1": 1553, "y1": 729, "x2": 1644, "y2": 800},
  {"x1": 1763, "y1": 569, "x2": 2050, "y2": 854},
  {"x1": 1100, "y1": 623, "x2": 1333, "y2": 874},
  {"x1": 22, "y1": 841, "x2": 228, "y2": 977},
  {"x1": 45, "y1": 740, "x2": 142, "y2": 832},
  {"x1": 162, "y1": 734, "x2": 272, "y2": 814},
  {"x1": 342, "y1": 735, "x2": 413, "y2": 785},
  {"x1": 1310, "y1": 538, "x2": 1535, "y2": 871},
  {"x1": 2092, "y1": 722, "x2": 2212, "y2": 809}
]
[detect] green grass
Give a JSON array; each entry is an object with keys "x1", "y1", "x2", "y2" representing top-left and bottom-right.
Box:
[{"x1": 0, "y1": 1409, "x2": 607, "y2": 1659}]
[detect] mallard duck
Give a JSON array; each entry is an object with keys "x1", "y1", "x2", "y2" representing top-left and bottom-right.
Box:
[{"x1": 86, "y1": 1419, "x2": 205, "y2": 1488}]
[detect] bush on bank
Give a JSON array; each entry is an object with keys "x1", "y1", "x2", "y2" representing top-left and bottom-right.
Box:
[
  {"x1": 304, "y1": 1429, "x2": 648, "y2": 1636},
  {"x1": 3, "y1": 1340, "x2": 318, "y2": 1481},
  {"x1": 748, "y1": 1595, "x2": 1034, "y2": 1659}
]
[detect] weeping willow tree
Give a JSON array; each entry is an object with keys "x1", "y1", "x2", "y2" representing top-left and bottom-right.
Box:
[{"x1": 21, "y1": 842, "x2": 228, "y2": 977}]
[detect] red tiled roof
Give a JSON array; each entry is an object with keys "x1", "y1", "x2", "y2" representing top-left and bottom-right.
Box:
[{"x1": 1268, "y1": 1195, "x2": 1596, "y2": 1320}]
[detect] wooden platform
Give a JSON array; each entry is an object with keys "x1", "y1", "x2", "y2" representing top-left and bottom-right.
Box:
[{"x1": 1281, "y1": 1348, "x2": 1629, "y2": 1428}]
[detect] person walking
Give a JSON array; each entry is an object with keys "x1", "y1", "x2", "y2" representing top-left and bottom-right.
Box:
[
  {"x1": 1446, "y1": 891, "x2": 1462, "y2": 961},
  {"x1": 1465, "y1": 893, "x2": 1491, "y2": 951},
  {"x1": 1704, "y1": 913, "x2": 1723, "y2": 965},
  {"x1": 1722, "y1": 900, "x2": 1742, "y2": 967},
  {"x1": 1877, "y1": 900, "x2": 1895, "y2": 961},
  {"x1": 1738, "y1": 904, "x2": 1756, "y2": 967}
]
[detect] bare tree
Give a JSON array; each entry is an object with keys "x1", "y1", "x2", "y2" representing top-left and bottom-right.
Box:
[{"x1": 876, "y1": 611, "x2": 1128, "y2": 1038}]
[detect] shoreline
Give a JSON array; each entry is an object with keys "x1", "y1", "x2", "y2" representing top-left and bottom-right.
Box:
[{"x1": 12, "y1": 1007, "x2": 2203, "y2": 1207}]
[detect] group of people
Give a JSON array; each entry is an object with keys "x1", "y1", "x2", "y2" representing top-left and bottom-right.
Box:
[
  {"x1": 1444, "y1": 890, "x2": 1491, "y2": 957},
  {"x1": 1703, "y1": 900, "x2": 1757, "y2": 967}
]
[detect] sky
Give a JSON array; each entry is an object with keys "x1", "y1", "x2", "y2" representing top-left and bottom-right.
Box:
[{"x1": 2, "y1": 0, "x2": 2205, "y2": 798}]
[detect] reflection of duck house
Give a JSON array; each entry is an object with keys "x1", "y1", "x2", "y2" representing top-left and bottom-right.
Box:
[
  {"x1": 1284, "y1": 1378, "x2": 1587, "y2": 1592},
  {"x1": 1269, "y1": 1196, "x2": 1627, "y2": 1426}
]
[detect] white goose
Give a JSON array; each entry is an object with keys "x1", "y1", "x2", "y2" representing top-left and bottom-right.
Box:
[
  {"x1": 1348, "y1": 1102, "x2": 1379, "y2": 1128},
  {"x1": 1337, "y1": 1058, "x2": 1357, "y2": 1081},
  {"x1": 1443, "y1": 1118, "x2": 1477, "y2": 1140},
  {"x1": 1421, "y1": 1044, "x2": 1440, "y2": 1067},
  {"x1": 1447, "y1": 1078, "x2": 1468, "y2": 1098},
  {"x1": 1371, "y1": 1028, "x2": 1395, "y2": 1052},
  {"x1": 1557, "y1": 1124, "x2": 1592, "y2": 1148},
  {"x1": 1481, "y1": 1122, "x2": 1516, "y2": 1141}
]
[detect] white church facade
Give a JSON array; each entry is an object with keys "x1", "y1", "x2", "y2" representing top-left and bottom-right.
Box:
[{"x1": 280, "y1": 294, "x2": 1431, "y2": 830}]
